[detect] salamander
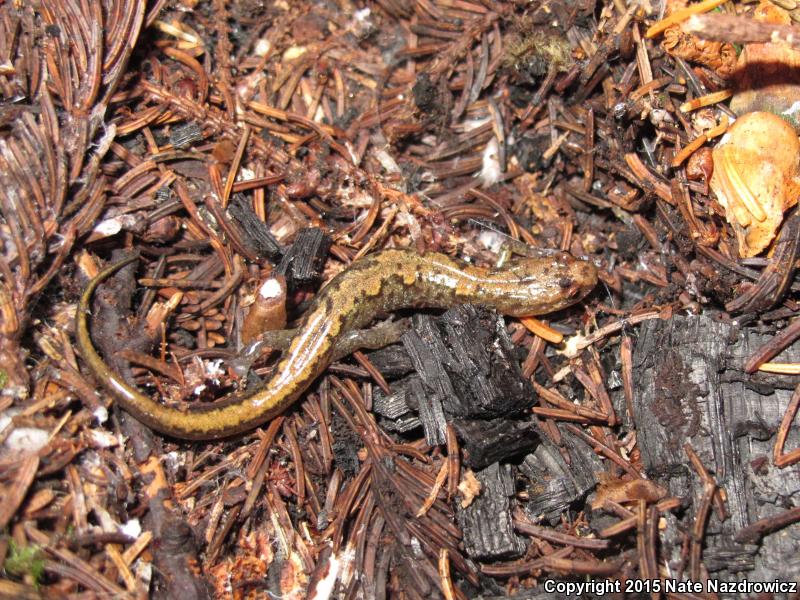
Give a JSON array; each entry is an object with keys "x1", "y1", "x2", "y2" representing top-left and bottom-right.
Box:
[{"x1": 76, "y1": 248, "x2": 597, "y2": 439}]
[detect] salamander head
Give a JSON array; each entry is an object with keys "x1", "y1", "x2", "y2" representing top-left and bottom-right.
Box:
[{"x1": 493, "y1": 252, "x2": 598, "y2": 316}]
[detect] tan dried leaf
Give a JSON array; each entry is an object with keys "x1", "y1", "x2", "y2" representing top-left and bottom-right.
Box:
[
  {"x1": 662, "y1": 25, "x2": 737, "y2": 77},
  {"x1": 710, "y1": 111, "x2": 800, "y2": 257},
  {"x1": 591, "y1": 475, "x2": 667, "y2": 510},
  {"x1": 457, "y1": 469, "x2": 481, "y2": 508}
]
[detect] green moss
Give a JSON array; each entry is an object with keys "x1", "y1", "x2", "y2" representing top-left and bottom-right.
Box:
[
  {"x1": 4, "y1": 540, "x2": 45, "y2": 587},
  {"x1": 0, "y1": 369, "x2": 7, "y2": 390}
]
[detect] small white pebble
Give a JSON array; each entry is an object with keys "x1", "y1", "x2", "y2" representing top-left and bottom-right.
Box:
[
  {"x1": 559, "y1": 334, "x2": 586, "y2": 360},
  {"x1": 283, "y1": 46, "x2": 307, "y2": 61},
  {"x1": 259, "y1": 278, "x2": 284, "y2": 299},
  {"x1": 93, "y1": 405, "x2": 109, "y2": 424},
  {"x1": 480, "y1": 137, "x2": 502, "y2": 188},
  {"x1": 410, "y1": 536, "x2": 424, "y2": 556},
  {"x1": 119, "y1": 519, "x2": 142, "y2": 539},
  {"x1": 164, "y1": 451, "x2": 184, "y2": 469},
  {"x1": 254, "y1": 39, "x2": 271, "y2": 57},
  {"x1": 87, "y1": 429, "x2": 119, "y2": 449},
  {"x1": 92, "y1": 214, "x2": 137, "y2": 237}
]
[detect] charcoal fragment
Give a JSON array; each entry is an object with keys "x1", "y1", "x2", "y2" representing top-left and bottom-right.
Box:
[
  {"x1": 227, "y1": 194, "x2": 282, "y2": 259},
  {"x1": 457, "y1": 463, "x2": 525, "y2": 560},
  {"x1": 277, "y1": 227, "x2": 331, "y2": 285},
  {"x1": 366, "y1": 345, "x2": 415, "y2": 378},
  {"x1": 373, "y1": 378, "x2": 422, "y2": 434},
  {"x1": 520, "y1": 434, "x2": 602, "y2": 523},
  {"x1": 451, "y1": 418, "x2": 539, "y2": 470},
  {"x1": 402, "y1": 305, "x2": 534, "y2": 420}
]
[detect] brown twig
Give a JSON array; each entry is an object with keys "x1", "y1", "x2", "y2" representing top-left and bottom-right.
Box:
[{"x1": 685, "y1": 13, "x2": 800, "y2": 48}]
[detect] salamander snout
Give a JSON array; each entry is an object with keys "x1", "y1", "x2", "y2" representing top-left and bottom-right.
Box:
[
  {"x1": 558, "y1": 255, "x2": 598, "y2": 303},
  {"x1": 561, "y1": 259, "x2": 598, "y2": 298},
  {"x1": 496, "y1": 252, "x2": 598, "y2": 316}
]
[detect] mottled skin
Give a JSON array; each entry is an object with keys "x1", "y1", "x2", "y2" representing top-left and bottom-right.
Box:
[{"x1": 76, "y1": 249, "x2": 597, "y2": 439}]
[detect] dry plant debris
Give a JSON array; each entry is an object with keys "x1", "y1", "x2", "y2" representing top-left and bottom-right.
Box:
[
  {"x1": 0, "y1": 0, "x2": 799, "y2": 597},
  {"x1": 709, "y1": 111, "x2": 800, "y2": 257}
]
